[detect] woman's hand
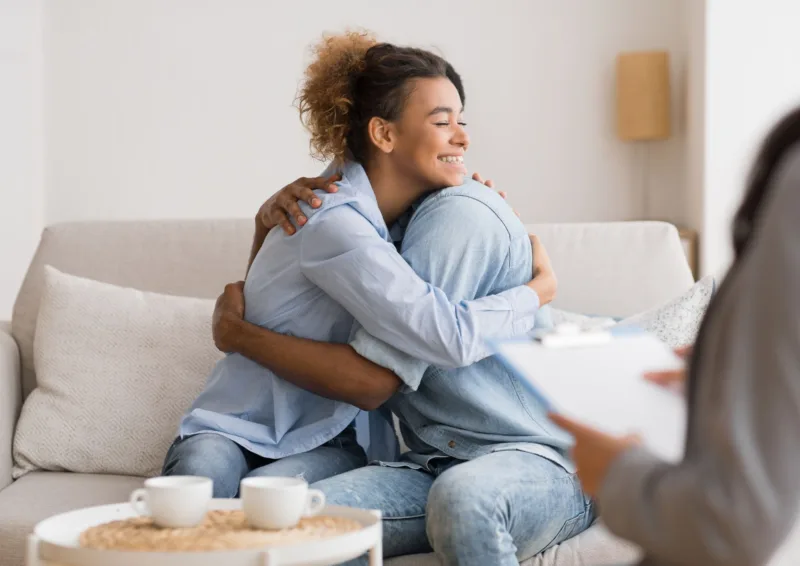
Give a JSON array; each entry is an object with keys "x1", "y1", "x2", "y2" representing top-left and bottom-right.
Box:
[
  {"x1": 471, "y1": 172, "x2": 496, "y2": 190},
  {"x1": 473, "y1": 172, "x2": 521, "y2": 217},
  {"x1": 527, "y1": 234, "x2": 558, "y2": 305},
  {"x1": 644, "y1": 345, "x2": 693, "y2": 394},
  {"x1": 263, "y1": 171, "x2": 513, "y2": 236},
  {"x1": 257, "y1": 174, "x2": 342, "y2": 235},
  {"x1": 212, "y1": 281, "x2": 246, "y2": 353},
  {"x1": 548, "y1": 413, "x2": 641, "y2": 497}
]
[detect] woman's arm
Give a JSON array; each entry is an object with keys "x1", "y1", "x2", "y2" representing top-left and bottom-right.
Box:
[
  {"x1": 250, "y1": 172, "x2": 553, "y2": 369},
  {"x1": 215, "y1": 194, "x2": 551, "y2": 408},
  {"x1": 598, "y1": 161, "x2": 800, "y2": 566},
  {"x1": 213, "y1": 282, "x2": 400, "y2": 410},
  {"x1": 297, "y1": 204, "x2": 552, "y2": 369},
  {"x1": 247, "y1": 175, "x2": 342, "y2": 275}
]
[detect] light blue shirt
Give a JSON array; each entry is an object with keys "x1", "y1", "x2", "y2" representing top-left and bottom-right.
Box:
[
  {"x1": 350, "y1": 181, "x2": 575, "y2": 472},
  {"x1": 179, "y1": 161, "x2": 542, "y2": 461}
]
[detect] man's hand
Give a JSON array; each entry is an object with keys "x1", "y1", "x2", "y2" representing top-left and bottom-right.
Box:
[
  {"x1": 548, "y1": 413, "x2": 641, "y2": 498},
  {"x1": 258, "y1": 174, "x2": 342, "y2": 235},
  {"x1": 644, "y1": 345, "x2": 693, "y2": 394},
  {"x1": 527, "y1": 234, "x2": 558, "y2": 305},
  {"x1": 212, "y1": 281, "x2": 246, "y2": 353}
]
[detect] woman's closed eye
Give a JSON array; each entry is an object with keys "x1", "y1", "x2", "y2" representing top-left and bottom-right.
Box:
[{"x1": 435, "y1": 121, "x2": 468, "y2": 127}]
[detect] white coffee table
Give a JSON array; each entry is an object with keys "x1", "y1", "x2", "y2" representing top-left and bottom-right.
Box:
[{"x1": 27, "y1": 499, "x2": 382, "y2": 566}]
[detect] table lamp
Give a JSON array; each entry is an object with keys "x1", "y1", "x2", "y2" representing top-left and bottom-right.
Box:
[{"x1": 616, "y1": 50, "x2": 671, "y2": 219}]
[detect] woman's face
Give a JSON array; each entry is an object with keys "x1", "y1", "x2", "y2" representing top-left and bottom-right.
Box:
[{"x1": 387, "y1": 77, "x2": 470, "y2": 189}]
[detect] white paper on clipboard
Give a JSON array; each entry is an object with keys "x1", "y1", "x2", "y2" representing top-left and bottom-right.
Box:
[{"x1": 493, "y1": 332, "x2": 688, "y2": 463}]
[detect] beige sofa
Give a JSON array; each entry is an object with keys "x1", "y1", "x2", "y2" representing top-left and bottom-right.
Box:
[{"x1": 0, "y1": 219, "x2": 697, "y2": 566}]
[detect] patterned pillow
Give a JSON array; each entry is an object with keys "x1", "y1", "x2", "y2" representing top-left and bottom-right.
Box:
[
  {"x1": 549, "y1": 276, "x2": 716, "y2": 349},
  {"x1": 615, "y1": 276, "x2": 716, "y2": 348}
]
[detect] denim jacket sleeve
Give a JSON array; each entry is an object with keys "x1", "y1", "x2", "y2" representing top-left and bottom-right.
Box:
[
  {"x1": 299, "y1": 203, "x2": 539, "y2": 374},
  {"x1": 349, "y1": 191, "x2": 538, "y2": 391}
]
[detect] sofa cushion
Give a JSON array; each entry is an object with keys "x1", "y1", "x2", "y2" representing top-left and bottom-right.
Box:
[
  {"x1": 524, "y1": 221, "x2": 694, "y2": 318},
  {"x1": 386, "y1": 522, "x2": 641, "y2": 566},
  {"x1": 0, "y1": 471, "x2": 144, "y2": 566},
  {"x1": 551, "y1": 276, "x2": 716, "y2": 349},
  {"x1": 616, "y1": 276, "x2": 715, "y2": 348},
  {"x1": 12, "y1": 219, "x2": 253, "y2": 400},
  {"x1": 13, "y1": 267, "x2": 221, "y2": 479}
]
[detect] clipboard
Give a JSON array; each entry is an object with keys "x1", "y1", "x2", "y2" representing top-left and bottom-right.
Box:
[{"x1": 492, "y1": 328, "x2": 687, "y2": 463}]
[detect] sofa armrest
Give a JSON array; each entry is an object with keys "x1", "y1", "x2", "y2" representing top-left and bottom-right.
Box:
[{"x1": 0, "y1": 321, "x2": 21, "y2": 491}]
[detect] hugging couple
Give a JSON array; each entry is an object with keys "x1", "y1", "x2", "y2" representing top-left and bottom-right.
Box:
[{"x1": 162, "y1": 31, "x2": 594, "y2": 565}]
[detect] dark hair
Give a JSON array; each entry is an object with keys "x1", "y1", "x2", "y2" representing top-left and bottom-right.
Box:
[
  {"x1": 687, "y1": 105, "x2": 800, "y2": 403},
  {"x1": 732, "y1": 105, "x2": 800, "y2": 258},
  {"x1": 297, "y1": 31, "x2": 465, "y2": 164}
]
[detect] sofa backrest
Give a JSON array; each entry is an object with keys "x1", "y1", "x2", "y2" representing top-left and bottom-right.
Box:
[
  {"x1": 12, "y1": 219, "x2": 693, "y2": 400},
  {"x1": 525, "y1": 221, "x2": 694, "y2": 318},
  {"x1": 12, "y1": 219, "x2": 252, "y2": 400}
]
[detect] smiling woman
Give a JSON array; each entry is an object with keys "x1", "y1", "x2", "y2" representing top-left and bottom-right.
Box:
[{"x1": 297, "y1": 30, "x2": 470, "y2": 191}]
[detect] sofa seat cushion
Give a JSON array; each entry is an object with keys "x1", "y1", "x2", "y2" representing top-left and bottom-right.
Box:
[
  {"x1": 0, "y1": 471, "x2": 144, "y2": 566},
  {"x1": 386, "y1": 521, "x2": 641, "y2": 565}
]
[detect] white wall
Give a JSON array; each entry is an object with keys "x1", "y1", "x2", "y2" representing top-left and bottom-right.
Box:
[
  {"x1": 7, "y1": 0, "x2": 800, "y2": 313},
  {"x1": 43, "y1": 0, "x2": 687, "y2": 227},
  {"x1": 0, "y1": 0, "x2": 689, "y2": 315},
  {"x1": 0, "y1": 0, "x2": 44, "y2": 320},
  {"x1": 684, "y1": 0, "x2": 705, "y2": 263},
  {"x1": 698, "y1": 0, "x2": 800, "y2": 276}
]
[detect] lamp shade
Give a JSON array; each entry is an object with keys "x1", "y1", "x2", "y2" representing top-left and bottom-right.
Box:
[{"x1": 616, "y1": 51, "x2": 671, "y2": 141}]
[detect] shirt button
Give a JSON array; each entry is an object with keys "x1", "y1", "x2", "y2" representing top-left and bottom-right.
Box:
[{"x1": 448, "y1": 440, "x2": 456, "y2": 449}]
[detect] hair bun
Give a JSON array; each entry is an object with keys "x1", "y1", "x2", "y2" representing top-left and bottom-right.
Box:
[{"x1": 297, "y1": 30, "x2": 378, "y2": 162}]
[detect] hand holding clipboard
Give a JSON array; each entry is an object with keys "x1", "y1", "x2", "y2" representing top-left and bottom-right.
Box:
[{"x1": 492, "y1": 329, "x2": 687, "y2": 464}]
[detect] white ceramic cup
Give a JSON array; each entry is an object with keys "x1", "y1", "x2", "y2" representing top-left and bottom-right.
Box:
[
  {"x1": 129, "y1": 476, "x2": 212, "y2": 528},
  {"x1": 240, "y1": 476, "x2": 326, "y2": 530}
]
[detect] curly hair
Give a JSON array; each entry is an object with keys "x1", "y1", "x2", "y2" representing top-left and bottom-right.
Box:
[{"x1": 296, "y1": 30, "x2": 465, "y2": 164}]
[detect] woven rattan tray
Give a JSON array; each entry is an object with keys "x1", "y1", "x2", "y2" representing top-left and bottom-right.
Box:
[{"x1": 79, "y1": 510, "x2": 362, "y2": 552}]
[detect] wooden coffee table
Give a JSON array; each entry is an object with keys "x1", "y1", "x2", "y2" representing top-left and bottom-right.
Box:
[{"x1": 27, "y1": 499, "x2": 382, "y2": 566}]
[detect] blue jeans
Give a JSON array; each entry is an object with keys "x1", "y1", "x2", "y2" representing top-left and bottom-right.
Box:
[
  {"x1": 161, "y1": 427, "x2": 367, "y2": 498},
  {"x1": 313, "y1": 450, "x2": 595, "y2": 566}
]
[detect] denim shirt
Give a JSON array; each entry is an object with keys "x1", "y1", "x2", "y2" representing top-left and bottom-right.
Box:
[
  {"x1": 179, "y1": 162, "x2": 542, "y2": 462},
  {"x1": 350, "y1": 181, "x2": 575, "y2": 472}
]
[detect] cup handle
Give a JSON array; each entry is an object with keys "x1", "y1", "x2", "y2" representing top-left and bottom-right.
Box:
[
  {"x1": 130, "y1": 488, "x2": 149, "y2": 516},
  {"x1": 304, "y1": 489, "x2": 326, "y2": 517}
]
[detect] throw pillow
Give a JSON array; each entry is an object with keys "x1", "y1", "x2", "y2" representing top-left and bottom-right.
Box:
[
  {"x1": 615, "y1": 276, "x2": 716, "y2": 348},
  {"x1": 13, "y1": 266, "x2": 222, "y2": 478},
  {"x1": 549, "y1": 276, "x2": 715, "y2": 349}
]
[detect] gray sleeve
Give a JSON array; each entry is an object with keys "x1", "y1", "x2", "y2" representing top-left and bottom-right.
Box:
[{"x1": 598, "y1": 156, "x2": 800, "y2": 566}]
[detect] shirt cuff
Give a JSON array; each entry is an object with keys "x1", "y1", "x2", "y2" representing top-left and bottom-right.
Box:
[
  {"x1": 499, "y1": 284, "x2": 540, "y2": 334},
  {"x1": 350, "y1": 327, "x2": 428, "y2": 393}
]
